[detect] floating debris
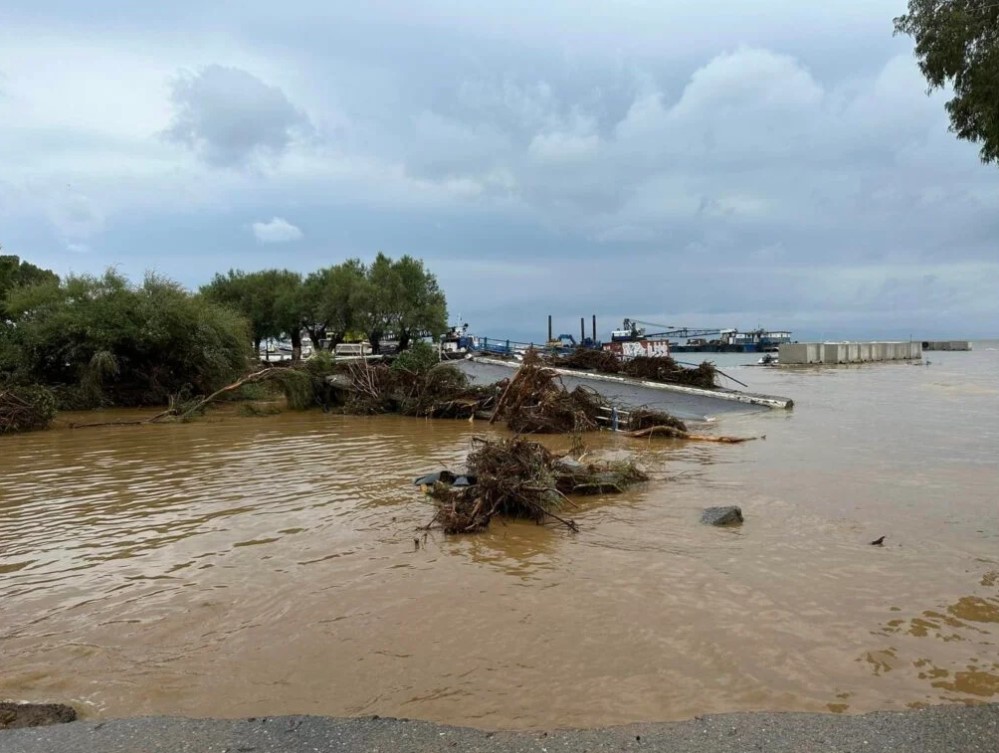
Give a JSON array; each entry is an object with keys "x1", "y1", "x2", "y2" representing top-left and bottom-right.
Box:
[
  {"x1": 624, "y1": 425, "x2": 754, "y2": 443},
  {"x1": 624, "y1": 408, "x2": 688, "y2": 433},
  {"x1": 420, "y1": 436, "x2": 648, "y2": 534},
  {"x1": 0, "y1": 701, "x2": 77, "y2": 729},
  {"x1": 490, "y1": 352, "x2": 603, "y2": 434},
  {"x1": 0, "y1": 384, "x2": 57, "y2": 435}
]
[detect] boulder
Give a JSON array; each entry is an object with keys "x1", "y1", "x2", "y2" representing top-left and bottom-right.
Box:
[
  {"x1": 700, "y1": 506, "x2": 743, "y2": 526},
  {"x1": 0, "y1": 702, "x2": 77, "y2": 730}
]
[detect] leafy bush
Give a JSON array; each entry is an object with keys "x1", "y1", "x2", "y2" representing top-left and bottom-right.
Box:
[
  {"x1": 0, "y1": 270, "x2": 252, "y2": 406},
  {"x1": 390, "y1": 341, "x2": 439, "y2": 375}
]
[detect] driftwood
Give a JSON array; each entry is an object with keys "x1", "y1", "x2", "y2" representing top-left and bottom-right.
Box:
[
  {"x1": 422, "y1": 436, "x2": 647, "y2": 534},
  {"x1": 171, "y1": 368, "x2": 284, "y2": 420},
  {"x1": 625, "y1": 425, "x2": 756, "y2": 443},
  {"x1": 68, "y1": 368, "x2": 285, "y2": 428}
]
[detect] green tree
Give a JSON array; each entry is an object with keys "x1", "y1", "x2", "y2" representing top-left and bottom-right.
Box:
[
  {"x1": 0, "y1": 270, "x2": 251, "y2": 407},
  {"x1": 0, "y1": 251, "x2": 60, "y2": 322},
  {"x1": 357, "y1": 253, "x2": 448, "y2": 353},
  {"x1": 301, "y1": 259, "x2": 368, "y2": 351},
  {"x1": 359, "y1": 252, "x2": 398, "y2": 354},
  {"x1": 268, "y1": 270, "x2": 306, "y2": 360},
  {"x1": 393, "y1": 255, "x2": 447, "y2": 351},
  {"x1": 894, "y1": 1, "x2": 999, "y2": 165},
  {"x1": 201, "y1": 268, "x2": 305, "y2": 359}
]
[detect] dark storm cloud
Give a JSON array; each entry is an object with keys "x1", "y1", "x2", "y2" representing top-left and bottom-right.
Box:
[
  {"x1": 165, "y1": 65, "x2": 312, "y2": 168},
  {"x1": 1, "y1": 0, "x2": 997, "y2": 338}
]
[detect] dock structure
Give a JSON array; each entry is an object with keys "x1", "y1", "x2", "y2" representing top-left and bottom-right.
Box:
[
  {"x1": 921, "y1": 340, "x2": 972, "y2": 351},
  {"x1": 779, "y1": 341, "x2": 922, "y2": 365},
  {"x1": 470, "y1": 355, "x2": 793, "y2": 410}
]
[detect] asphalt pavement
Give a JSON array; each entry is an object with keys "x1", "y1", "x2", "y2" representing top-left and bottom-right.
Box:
[{"x1": 2, "y1": 705, "x2": 997, "y2": 753}]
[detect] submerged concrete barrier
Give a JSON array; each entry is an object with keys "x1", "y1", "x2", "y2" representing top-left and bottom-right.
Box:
[
  {"x1": 779, "y1": 341, "x2": 921, "y2": 365},
  {"x1": 922, "y1": 340, "x2": 972, "y2": 351}
]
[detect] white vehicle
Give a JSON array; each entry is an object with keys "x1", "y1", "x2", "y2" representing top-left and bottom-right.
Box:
[{"x1": 334, "y1": 342, "x2": 373, "y2": 357}]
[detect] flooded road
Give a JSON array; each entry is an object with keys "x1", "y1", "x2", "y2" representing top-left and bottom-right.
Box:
[{"x1": 1, "y1": 346, "x2": 998, "y2": 728}]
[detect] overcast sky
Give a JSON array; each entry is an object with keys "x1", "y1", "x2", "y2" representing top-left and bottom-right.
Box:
[{"x1": 1, "y1": 1, "x2": 996, "y2": 340}]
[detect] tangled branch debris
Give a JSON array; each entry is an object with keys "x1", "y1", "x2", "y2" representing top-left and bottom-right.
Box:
[
  {"x1": 0, "y1": 385, "x2": 56, "y2": 434},
  {"x1": 624, "y1": 425, "x2": 755, "y2": 443},
  {"x1": 620, "y1": 356, "x2": 718, "y2": 389},
  {"x1": 422, "y1": 436, "x2": 648, "y2": 534},
  {"x1": 490, "y1": 352, "x2": 602, "y2": 433},
  {"x1": 624, "y1": 408, "x2": 688, "y2": 433},
  {"x1": 556, "y1": 348, "x2": 621, "y2": 373},
  {"x1": 551, "y1": 350, "x2": 718, "y2": 389},
  {"x1": 340, "y1": 359, "x2": 497, "y2": 418}
]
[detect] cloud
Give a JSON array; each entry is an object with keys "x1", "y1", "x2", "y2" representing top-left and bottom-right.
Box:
[
  {"x1": 251, "y1": 217, "x2": 303, "y2": 243},
  {"x1": 46, "y1": 191, "x2": 105, "y2": 240},
  {"x1": 165, "y1": 65, "x2": 311, "y2": 168},
  {"x1": 2, "y1": 5, "x2": 998, "y2": 339}
]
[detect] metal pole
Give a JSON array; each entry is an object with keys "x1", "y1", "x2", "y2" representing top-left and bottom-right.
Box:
[
  {"x1": 548, "y1": 315, "x2": 552, "y2": 343},
  {"x1": 592, "y1": 315, "x2": 596, "y2": 343}
]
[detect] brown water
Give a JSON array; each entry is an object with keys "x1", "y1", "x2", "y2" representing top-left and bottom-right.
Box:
[{"x1": 1, "y1": 346, "x2": 998, "y2": 728}]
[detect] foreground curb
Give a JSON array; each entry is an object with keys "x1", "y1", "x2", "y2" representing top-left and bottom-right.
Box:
[{"x1": 2, "y1": 704, "x2": 997, "y2": 752}]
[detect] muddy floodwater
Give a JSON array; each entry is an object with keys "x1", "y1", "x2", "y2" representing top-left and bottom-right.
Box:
[{"x1": 2, "y1": 346, "x2": 998, "y2": 729}]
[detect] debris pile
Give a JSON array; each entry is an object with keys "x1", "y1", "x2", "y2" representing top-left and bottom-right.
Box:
[
  {"x1": 0, "y1": 384, "x2": 56, "y2": 435},
  {"x1": 624, "y1": 408, "x2": 688, "y2": 434},
  {"x1": 620, "y1": 356, "x2": 718, "y2": 389},
  {"x1": 337, "y1": 360, "x2": 497, "y2": 418},
  {"x1": 0, "y1": 701, "x2": 77, "y2": 729},
  {"x1": 556, "y1": 348, "x2": 621, "y2": 373},
  {"x1": 548, "y1": 349, "x2": 719, "y2": 389},
  {"x1": 491, "y1": 352, "x2": 603, "y2": 433},
  {"x1": 421, "y1": 436, "x2": 648, "y2": 534}
]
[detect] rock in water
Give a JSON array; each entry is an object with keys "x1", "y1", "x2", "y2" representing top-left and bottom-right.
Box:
[
  {"x1": 701, "y1": 506, "x2": 744, "y2": 526},
  {"x1": 0, "y1": 702, "x2": 77, "y2": 729}
]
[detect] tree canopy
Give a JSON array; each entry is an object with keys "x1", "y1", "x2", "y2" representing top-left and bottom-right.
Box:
[
  {"x1": 0, "y1": 252, "x2": 59, "y2": 322},
  {"x1": 207, "y1": 254, "x2": 448, "y2": 355},
  {"x1": 301, "y1": 259, "x2": 368, "y2": 350},
  {"x1": 894, "y1": 0, "x2": 999, "y2": 165},
  {"x1": 358, "y1": 253, "x2": 448, "y2": 353},
  {"x1": 201, "y1": 269, "x2": 298, "y2": 348},
  {"x1": 0, "y1": 270, "x2": 251, "y2": 407}
]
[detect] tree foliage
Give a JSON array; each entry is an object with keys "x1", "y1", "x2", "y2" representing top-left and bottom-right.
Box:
[
  {"x1": 200, "y1": 269, "x2": 304, "y2": 354},
  {"x1": 357, "y1": 253, "x2": 447, "y2": 353},
  {"x1": 894, "y1": 0, "x2": 999, "y2": 165},
  {"x1": 301, "y1": 259, "x2": 368, "y2": 351},
  {"x1": 0, "y1": 252, "x2": 59, "y2": 322},
  {"x1": 0, "y1": 270, "x2": 252, "y2": 407},
  {"x1": 210, "y1": 254, "x2": 448, "y2": 355}
]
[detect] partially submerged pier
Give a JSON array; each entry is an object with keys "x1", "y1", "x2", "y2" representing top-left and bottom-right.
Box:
[
  {"x1": 921, "y1": 340, "x2": 972, "y2": 351},
  {"x1": 779, "y1": 341, "x2": 922, "y2": 365},
  {"x1": 464, "y1": 356, "x2": 794, "y2": 411}
]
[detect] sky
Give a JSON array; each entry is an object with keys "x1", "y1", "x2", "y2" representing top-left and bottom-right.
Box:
[{"x1": 1, "y1": 1, "x2": 997, "y2": 341}]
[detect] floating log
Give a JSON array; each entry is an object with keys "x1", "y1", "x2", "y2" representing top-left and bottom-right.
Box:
[{"x1": 624, "y1": 425, "x2": 755, "y2": 443}]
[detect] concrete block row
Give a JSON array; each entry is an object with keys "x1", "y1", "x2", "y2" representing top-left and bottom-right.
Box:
[{"x1": 779, "y1": 341, "x2": 922, "y2": 365}]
